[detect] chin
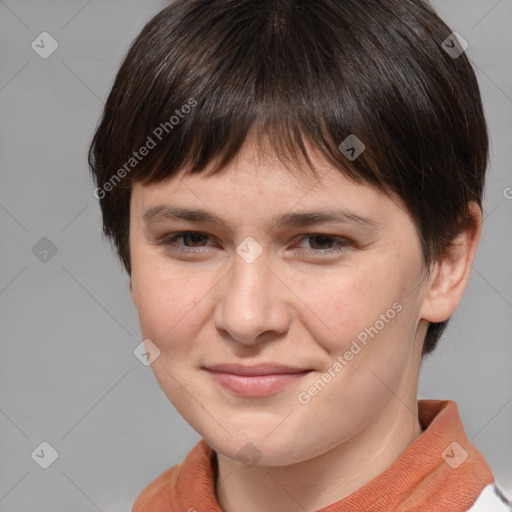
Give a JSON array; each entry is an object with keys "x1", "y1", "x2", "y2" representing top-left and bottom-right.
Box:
[{"x1": 202, "y1": 425, "x2": 314, "y2": 467}]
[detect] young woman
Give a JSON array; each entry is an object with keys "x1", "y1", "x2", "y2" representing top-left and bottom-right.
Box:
[{"x1": 89, "y1": 0, "x2": 511, "y2": 510}]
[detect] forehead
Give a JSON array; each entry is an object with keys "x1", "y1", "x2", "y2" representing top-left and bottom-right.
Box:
[
  {"x1": 133, "y1": 177, "x2": 406, "y2": 241},
  {"x1": 130, "y1": 135, "x2": 408, "y2": 228}
]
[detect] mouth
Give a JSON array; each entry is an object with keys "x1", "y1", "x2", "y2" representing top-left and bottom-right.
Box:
[{"x1": 203, "y1": 363, "x2": 313, "y2": 397}]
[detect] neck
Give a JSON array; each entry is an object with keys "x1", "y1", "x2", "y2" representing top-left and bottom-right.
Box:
[{"x1": 215, "y1": 398, "x2": 423, "y2": 512}]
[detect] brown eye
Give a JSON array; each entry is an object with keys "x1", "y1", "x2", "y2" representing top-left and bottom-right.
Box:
[
  {"x1": 295, "y1": 234, "x2": 350, "y2": 254},
  {"x1": 180, "y1": 232, "x2": 209, "y2": 247},
  {"x1": 307, "y1": 235, "x2": 337, "y2": 250},
  {"x1": 158, "y1": 231, "x2": 215, "y2": 254}
]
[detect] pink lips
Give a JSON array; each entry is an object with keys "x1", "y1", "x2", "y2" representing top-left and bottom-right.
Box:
[{"x1": 204, "y1": 363, "x2": 311, "y2": 397}]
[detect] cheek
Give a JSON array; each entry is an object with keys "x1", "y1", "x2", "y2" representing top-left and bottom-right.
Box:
[
  {"x1": 130, "y1": 258, "x2": 214, "y2": 417},
  {"x1": 131, "y1": 256, "x2": 212, "y2": 352},
  {"x1": 294, "y1": 256, "x2": 411, "y2": 355}
]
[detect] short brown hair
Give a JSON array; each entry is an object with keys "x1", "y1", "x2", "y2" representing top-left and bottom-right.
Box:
[{"x1": 89, "y1": 0, "x2": 488, "y2": 355}]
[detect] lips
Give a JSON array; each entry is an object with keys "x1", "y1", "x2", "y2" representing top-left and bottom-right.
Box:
[
  {"x1": 203, "y1": 363, "x2": 312, "y2": 397},
  {"x1": 206, "y1": 363, "x2": 310, "y2": 375}
]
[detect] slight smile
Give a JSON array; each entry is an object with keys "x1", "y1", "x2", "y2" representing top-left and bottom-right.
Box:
[{"x1": 203, "y1": 364, "x2": 313, "y2": 397}]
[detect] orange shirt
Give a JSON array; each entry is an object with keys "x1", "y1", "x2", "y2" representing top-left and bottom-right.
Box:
[{"x1": 132, "y1": 400, "x2": 496, "y2": 511}]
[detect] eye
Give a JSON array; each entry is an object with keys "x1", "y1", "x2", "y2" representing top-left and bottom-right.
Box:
[
  {"x1": 294, "y1": 234, "x2": 350, "y2": 254},
  {"x1": 158, "y1": 231, "x2": 215, "y2": 253}
]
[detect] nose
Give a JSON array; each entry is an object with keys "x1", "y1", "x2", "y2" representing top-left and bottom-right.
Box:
[{"x1": 213, "y1": 249, "x2": 290, "y2": 347}]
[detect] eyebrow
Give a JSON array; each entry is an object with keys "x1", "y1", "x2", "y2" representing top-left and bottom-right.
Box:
[{"x1": 142, "y1": 205, "x2": 381, "y2": 231}]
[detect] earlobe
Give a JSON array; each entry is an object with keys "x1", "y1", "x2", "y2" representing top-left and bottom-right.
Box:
[{"x1": 420, "y1": 202, "x2": 483, "y2": 323}]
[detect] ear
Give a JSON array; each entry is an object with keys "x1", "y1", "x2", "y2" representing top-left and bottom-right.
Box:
[{"x1": 420, "y1": 202, "x2": 482, "y2": 323}]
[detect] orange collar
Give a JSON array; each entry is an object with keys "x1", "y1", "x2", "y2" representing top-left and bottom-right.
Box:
[{"x1": 132, "y1": 400, "x2": 494, "y2": 511}]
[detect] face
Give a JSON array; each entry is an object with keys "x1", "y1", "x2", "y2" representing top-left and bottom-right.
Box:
[{"x1": 129, "y1": 141, "x2": 430, "y2": 466}]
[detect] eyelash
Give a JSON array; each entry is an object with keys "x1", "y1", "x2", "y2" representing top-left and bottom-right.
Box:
[{"x1": 157, "y1": 231, "x2": 350, "y2": 255}]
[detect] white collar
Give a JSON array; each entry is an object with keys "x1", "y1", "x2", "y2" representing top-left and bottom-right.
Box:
[{"x1": 467, "y1": 483, "x2": 512, "y2": 511}]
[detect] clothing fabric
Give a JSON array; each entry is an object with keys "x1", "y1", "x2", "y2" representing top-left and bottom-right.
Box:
[{"x1": 132, "y1": 400, "x2": 510, "y2": 511}]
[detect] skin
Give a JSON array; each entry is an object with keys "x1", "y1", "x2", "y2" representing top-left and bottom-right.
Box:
[{"x1": 129, "y1": 138, "x2": 482, "y2": 511}]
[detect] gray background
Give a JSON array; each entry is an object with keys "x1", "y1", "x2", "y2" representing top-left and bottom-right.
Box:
[{"x1": 0, "y1": 0, "x2": 510, "y2": 510}]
